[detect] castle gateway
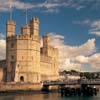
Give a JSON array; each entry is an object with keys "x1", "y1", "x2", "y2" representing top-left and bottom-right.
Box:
[{"x1": 0, "y1": 18, "x2": 59, "y2": 83}]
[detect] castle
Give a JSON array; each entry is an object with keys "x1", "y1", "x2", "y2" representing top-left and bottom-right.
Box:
[{"x1": 0, "y1": 17, "x2": 59, "y2": 83}]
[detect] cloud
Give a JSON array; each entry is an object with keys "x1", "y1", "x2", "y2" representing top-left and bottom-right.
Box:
[
  {"x1": 73, "y1": 20, "x2": 91, "y2": 25},
  {"x1": 89, "y1": 20, "x2": 100, "y2": 36},
  {"x1": 0, "y1": 0, "x2": 69, "y2": 12},
  {"x1": 89, "y1": 53, "x2": 100, "y2": 68},
  {"x1": 90, "y1": 32, "x2": 100, "y2": 36},
  {"x1": 0, "y1": 34, "x2": 6, "y2": 39},
  {"x1": 73, "y1": 19, "x2": 100, "y2": 36},
  {"x1": 0, "y1": 0, "x2": 33, "y2": 12},
  {"x1": 75, "y1": 55, "x2": 89, "y2": 64},
  {"x1": 0, "y1": 0, "x2": 100, "y2": 13},
  {"x1": 62, "y1": 59, "x2": 81, "y2": 71},
  {"x1": 69, "y1": 0, "x2": 100, "y2": 10},
  {"x1": 42, "y1": 8, "x2": 59, "y2": 13},
  {"x1": 48, "y1": 33, "x2": 97, "y2": 71},
  {"x1": 0, "y1": 35, "x2": 6, "y2": 60},
  {"x1": 0, "y1": 33, "x2": 99, "y2": 71},
  {"x1": 75, "y1": 53, "x2": 100, "y2": 69}
]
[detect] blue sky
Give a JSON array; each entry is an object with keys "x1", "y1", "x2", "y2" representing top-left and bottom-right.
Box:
[{"x1": 0, "y1": 0, "x2": 100, "y2": 72}]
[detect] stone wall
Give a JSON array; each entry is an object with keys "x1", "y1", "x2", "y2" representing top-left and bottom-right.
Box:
[
  {"x1": 0, "y1": 60, "x2": 6, "y2": 81},
  {"x1": 0, "y1": 68, "x2": 3, "y2": 81},
  {"x1": 0, "y1": 83, "x2": 42, "y2": 91}
]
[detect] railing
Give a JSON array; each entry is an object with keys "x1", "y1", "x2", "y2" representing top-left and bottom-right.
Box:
[{"x1": 43, "y1": 80, "x2": 100, "y2": 86}]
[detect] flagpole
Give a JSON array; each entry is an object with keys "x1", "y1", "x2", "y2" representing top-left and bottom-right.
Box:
[
  {"x1": 25, "y1": 7, "x2": 28, "y2": 24},
  {"x1": 10, "y1": 5, "x2": 12, "y2": 20},
  {"x1": 9, "y1": 0, "x2": 12, "y2": 20}
]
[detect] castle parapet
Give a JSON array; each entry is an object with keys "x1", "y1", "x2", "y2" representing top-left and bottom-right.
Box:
[
  {"x1": 31, "y1": 35, "x2": 40, "y2": 42},
  {"x1": 21, "y1": 24, "x2": 30, "y2": 35},
  {"x1": 43, "y1": 34, "x2": 50, "y2": 47},
  {"x1": 15, "y1": 34, "x2": 31, "y2": 40},
  {"x1": 40, "y1": 55, "x2": 52, "y2": 63}
]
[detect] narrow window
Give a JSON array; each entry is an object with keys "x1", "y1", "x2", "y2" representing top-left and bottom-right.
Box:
[
  {"x1": 11, "y1": 43, "x2": 14, "y2": 48},
  {"x1": 11, "y1": 55, "x2": 14, "y2": 59}
]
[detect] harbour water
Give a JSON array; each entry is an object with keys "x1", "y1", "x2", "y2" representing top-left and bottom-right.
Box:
[{"x1": 0, "y1": 92, "x2": 100, "y2": 100}]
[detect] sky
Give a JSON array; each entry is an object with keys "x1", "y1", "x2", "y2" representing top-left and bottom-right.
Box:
[{"x1": 0, "y1": 0, "x2": 100, "y2": 72}]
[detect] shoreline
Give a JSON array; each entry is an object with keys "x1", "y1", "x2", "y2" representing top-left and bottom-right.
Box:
[
  {"x1": 0, "y1": 90, "x2": 43, "y2": 96},
  {"x1": 0, "y1": 83, "x2": 43, "y2": 95},
  {"x1": 0, "y1": 89, "x2": 59, "y2": 96},
  {"x1": 0, "y1": 83, "x2": 59, "y2": 96}
]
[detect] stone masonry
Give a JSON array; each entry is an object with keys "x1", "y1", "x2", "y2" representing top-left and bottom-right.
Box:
[{"x1": 0, "y1": 17, "x2": 59, "y2": 83}]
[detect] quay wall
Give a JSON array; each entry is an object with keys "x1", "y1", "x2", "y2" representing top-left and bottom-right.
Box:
[
  {"x1": 0, "y1": 83, "x2": 100, "y2": 92},
  {"x1": 0, "y1": 83, "x2": 42, "y2": 91}
]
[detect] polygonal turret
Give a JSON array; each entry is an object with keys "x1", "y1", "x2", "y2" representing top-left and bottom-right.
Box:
[
  {"x1": 43, "y1": 34, "x2": 50, "y2": 47},
  {"x1": 6, "y1": 20, "x2": 16, "y2": 38},
  {"x1": 30, "y1": 17, "x2": 39, "y2": 36}
]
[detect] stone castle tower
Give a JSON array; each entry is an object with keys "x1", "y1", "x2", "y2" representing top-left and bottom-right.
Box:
[{"x1": 6, "y1": 18, "x2": 59, "y2": 83}]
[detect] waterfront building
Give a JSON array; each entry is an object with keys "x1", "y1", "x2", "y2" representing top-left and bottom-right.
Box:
[
  {"x1": 0, "y1": 18, "x2": 59, "y2": 83},
  {"x1": 59, "y1": 70, "x2": 80, "y2": 81}
]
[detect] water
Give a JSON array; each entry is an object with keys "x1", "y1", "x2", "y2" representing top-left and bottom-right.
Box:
[{"x1": 0, "y1": 92, "x2": 100, "y2": 100}]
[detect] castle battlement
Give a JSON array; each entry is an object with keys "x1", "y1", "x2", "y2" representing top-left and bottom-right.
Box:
[
  {"x1": 7, "y1": 34, "x2": 40, "y2": 42},
  {"x1": 16, "y1": 34, "x2": 30, "y2": 39},
  {"x1": 6, "y1": 17, "x2": 39, "y2": 38},
  {"x1": 6, "y1": 20, "x2": 16, "y2": 25},
  {"x1": 30, "y1": 17, "x2": 39, "y2": 23}
]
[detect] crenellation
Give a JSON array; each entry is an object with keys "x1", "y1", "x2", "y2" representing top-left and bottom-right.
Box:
[
  {"x1": 30, "y1": 17, "x2": 39, "y2": 23},
  {"x1": 7, "y1": 35, "x2": 16, "y2": 40},
  {"x1": 6, "y1": 20, "x2": 16, "y2": 25},
  {"x1": 15, "y1": 34, "x2": 32, "y2": 40}
]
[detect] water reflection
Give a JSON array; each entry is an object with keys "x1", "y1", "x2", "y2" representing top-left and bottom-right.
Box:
[
  {"x1": 0, "y1": 96, "x2": 15, "y2": 100},
  {"x1": 42, "y1": 93, "x2": 49, "y2": 99},
  {"x1": 0, "y1": 93, "x2": 99, "y2": 100},
  {"x1": 0, "y1": 93, "x2": 60, "y2": 100},
  {"x1": 15, "y1": 94, "x2": 43, "y2": 100}
]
